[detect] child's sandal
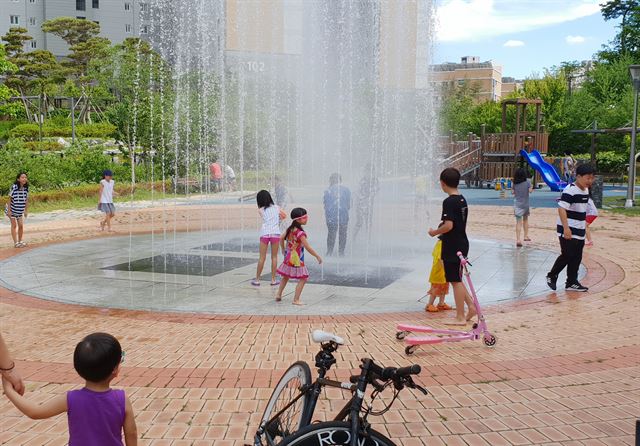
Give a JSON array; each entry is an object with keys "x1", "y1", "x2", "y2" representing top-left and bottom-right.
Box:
[
  {"x1": 437, "y1": 303, "x2": 452, "y2": 311},
  {"x1": 426, "y1": 304, "x2": 439, "y2": 312}
]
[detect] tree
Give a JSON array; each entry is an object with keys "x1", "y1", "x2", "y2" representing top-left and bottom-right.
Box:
[
  {"x1": 599, "y1": 0, "x2": 640, "y2": 60},
  {"x1": 438, "y1": 81, "x2": 481, "y2": 136},
  {"x1": 41, "y1": 17, "x2": 99, "y2": 47},
  {"x1": 1, "y1": 28, "x2": 62, "y2": 121},
  {"x1": 0, "y1": 44, "x2": 22, "y2": 119},
  {"x1": 41, "y1": 17, "x2": 110, "y2": 82},
  {"x1": 103, "y1": 38, "x2": 175, "y2": 152},
  {"x1": 520, "y1": 68, "x2": 573, "y2": 151},
  {"x1": 23, "y1": 50, "x2": 64, "y2": 98},
  {"x1": 1, "y1": 27, "x2": 32, "y2": 59},
  {"x1": 41, "y1": 17, "x2": 111, "y2": 122},
  {"x1": 1, "y1": 27, "x2": 32, "y2": 92}
]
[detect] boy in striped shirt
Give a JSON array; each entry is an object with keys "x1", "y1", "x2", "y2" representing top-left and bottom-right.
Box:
[{"x1": 546, "y1": 164, "x2": 596, "y2": 292}]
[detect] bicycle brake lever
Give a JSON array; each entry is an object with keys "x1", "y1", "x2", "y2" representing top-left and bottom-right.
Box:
[
  {"x1": 413, "y1": 384, "x2": 428, "y2": 395},
  {"x1": 371, "y1": 378, "x2": 386, "y2": 392},
  {"x1": 404, "y1": 376, "x2": 428, "y2": 395}
]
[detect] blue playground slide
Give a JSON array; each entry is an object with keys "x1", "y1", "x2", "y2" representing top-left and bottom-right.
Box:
[{"x1": 519, "y1": 149, "x2": 567, "y2": 192}]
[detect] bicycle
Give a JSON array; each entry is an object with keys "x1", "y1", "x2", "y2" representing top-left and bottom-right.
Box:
[{"x1": 253, "y1": 330, "x2": 428, "y2": 446}]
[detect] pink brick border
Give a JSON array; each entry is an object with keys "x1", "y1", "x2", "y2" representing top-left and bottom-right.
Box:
[{"x1": 12, "y1": 345, "x2": 640, "y2": 389}]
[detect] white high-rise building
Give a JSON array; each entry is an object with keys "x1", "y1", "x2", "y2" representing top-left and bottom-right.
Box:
[{"x1": 0, "y1": 0, "x2": 148, "y2": 56}]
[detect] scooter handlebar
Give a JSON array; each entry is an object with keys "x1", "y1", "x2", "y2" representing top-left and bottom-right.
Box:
[{"x1": 456, "y1": 251, "x2": 468, "y2": 265}]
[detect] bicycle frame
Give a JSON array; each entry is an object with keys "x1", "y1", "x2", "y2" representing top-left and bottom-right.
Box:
[
  {"x1": 259, "y1": 358, "x2": 379, "y2": 446},
  {"x1": 260, "y1": 378, "x2": 355, "y2": 446}
]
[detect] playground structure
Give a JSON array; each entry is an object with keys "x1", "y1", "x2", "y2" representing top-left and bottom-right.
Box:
[
  {"x1": 519, "y1": 149, "x2": 567, "y2": 191},
  {"x1": 442, "y1": 98, "x2": 550, "y2": 187}
]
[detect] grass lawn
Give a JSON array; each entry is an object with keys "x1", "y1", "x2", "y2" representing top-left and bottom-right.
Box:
[
  {"x1": 28, "y1": 189, "x2": 182, "y2": 214},
  {"x1": 603, "y1": 196, "x2": 640, "y2": 217}
]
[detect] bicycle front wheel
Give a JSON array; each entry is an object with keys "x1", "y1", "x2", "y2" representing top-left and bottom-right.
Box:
[
  {"x1": 260, "y1": 361, "x2": 312, "y2": 443},
  {"x1": 279, "y1": 421, "x2": 396, "y2": 446}
]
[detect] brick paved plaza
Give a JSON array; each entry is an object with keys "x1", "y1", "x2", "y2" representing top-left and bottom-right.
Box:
[{"x1": 0, "y1": 203, "x2": 638, "y2": 445}]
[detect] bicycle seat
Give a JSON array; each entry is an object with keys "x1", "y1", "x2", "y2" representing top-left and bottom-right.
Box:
[{"x1": 312, "y1": 330, "x2": 344, "y2": 345}]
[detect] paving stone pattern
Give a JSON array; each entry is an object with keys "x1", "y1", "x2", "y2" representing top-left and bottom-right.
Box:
[{"x1": 0, "y1": 204, "x2": 638, "y2": 445}]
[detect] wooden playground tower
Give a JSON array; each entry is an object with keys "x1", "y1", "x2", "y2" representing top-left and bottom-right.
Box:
[{"x1": 443, "y1": 98, "x2": 549, "y2": 185}]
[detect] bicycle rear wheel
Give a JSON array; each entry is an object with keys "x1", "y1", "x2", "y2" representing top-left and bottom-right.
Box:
[
  {"x1": 279, "y1": 421, "x2": 396, "y2": 446},
  {"x1": 260, "y1": 361, "x2": 312, "y2": 443}
]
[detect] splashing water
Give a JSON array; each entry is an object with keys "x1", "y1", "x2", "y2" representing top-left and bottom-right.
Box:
[{"x1": 133, "y1": 0, "x2": 439, "y2": 287}]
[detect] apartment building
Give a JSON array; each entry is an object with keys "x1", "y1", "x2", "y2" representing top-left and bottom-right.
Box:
[
  {"x1": 225, "y1": 0, "x2": 431, "y2": 90},
  {"x1": 0, "y1": 0, "x2": 148, "y2": 56},
  {"x1": 501, "y1": 76, "x2": 523, "y2": 96},
  {"x1": 430, "y1": 56, "x2": 503, "y2": 102}
]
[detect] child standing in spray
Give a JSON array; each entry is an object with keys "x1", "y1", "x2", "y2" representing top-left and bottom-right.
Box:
[
  {"x1": 253, "y1": 190, "x2": 286, "y2": 286},
  {"x1": 98, "y1": 169, "x2": 116, "y2": 232},
  {"x1": 275, "y1": 208, "x2": 322, "y2": 305}
]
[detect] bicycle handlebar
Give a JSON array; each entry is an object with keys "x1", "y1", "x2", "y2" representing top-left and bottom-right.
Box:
[
  {"x1": 368, "y1": 361, "x2": 421, "y2": 381},
  {"x1": 394, "y1": 364, "x2": 421, "y2": 378}
]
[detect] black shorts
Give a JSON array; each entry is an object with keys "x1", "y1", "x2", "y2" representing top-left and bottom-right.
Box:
[{"x1": 443, "y1": 259, "x2": 462, "y2": 283}]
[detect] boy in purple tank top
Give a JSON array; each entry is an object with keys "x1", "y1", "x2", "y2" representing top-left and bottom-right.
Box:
[{"x1": 2, "y1": 332, "x2": 137, "y2": 445}]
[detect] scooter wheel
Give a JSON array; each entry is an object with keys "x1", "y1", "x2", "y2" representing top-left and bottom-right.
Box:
[
  {"x1": 472, "y1": 323, "x2": 478, "y2": 329},
  {"x1": 405, "y1": 345, "x2": 418, "y2": 355},
  {"x1": 396, "y1": 331, "x2": 409, "y2": 340},
  {"x1": 483, "y1": 334, "x2": 497, "y2": 347}
]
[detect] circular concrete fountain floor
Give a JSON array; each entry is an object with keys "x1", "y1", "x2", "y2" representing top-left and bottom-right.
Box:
[{"x1": 0, "y1": 230, "x2": 584, "y2": 315}]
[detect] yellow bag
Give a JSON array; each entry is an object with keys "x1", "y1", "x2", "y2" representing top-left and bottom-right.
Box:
[{"x1": 428, "y1": 240, "x2": 447, "y2": 285}]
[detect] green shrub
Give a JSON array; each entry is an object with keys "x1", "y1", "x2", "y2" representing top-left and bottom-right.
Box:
[
  {"x1": 23, "y1": 141, "x2": 64, "y2": 151},
  {"x1": 9, "y1": 123, "x2": 40, "y2": 140},
  {"x1": 76, "y1": 122, "x2": 116, "y2": 138},
  {"x1": 45, "y1": 126, "x2": 72, "y2": 137},
  {"x1": 0, "y1": 141, "x2": 173, "y2": 194},
  {"x1": 0, "y1": 120, "x2": 24, "y2": 139},
  {"x1": 575, "y1": 151, "x2": 627, "y2": 175},
  {"x1": 595, "y1": 151, "x2": 627, "y2": 175},
  {"x1": 9, "y1": 122, "x2": 116, "y2": 140},
  {"x1": 48, "y1": 114, "x2": 71, "y2": 127}
]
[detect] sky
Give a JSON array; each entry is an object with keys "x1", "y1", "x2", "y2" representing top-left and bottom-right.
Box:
[{"x1": 433, "y1": 0, "x2": 620, "y2": 79}]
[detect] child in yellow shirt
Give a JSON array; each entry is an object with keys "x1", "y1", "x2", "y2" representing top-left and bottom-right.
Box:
[{"x1": 425, "y1": 240, "x2": 452, "y2": 312}]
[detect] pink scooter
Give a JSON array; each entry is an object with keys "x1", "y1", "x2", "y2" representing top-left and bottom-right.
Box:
[{"x1": 396, "y1": 251, "x2": 497, "y2": 355}]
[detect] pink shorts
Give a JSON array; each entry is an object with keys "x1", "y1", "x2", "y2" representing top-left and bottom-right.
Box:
[
  {"x1": 260, "y1": 235, "x2": 280, "y2": 245},
  {"x1": 586, "y1": 215, "x2": 597, "y2": 224}
]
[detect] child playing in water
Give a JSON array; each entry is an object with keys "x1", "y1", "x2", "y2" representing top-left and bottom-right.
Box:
[
  {"x1": 275, "y1": 207, "x2": 322, "y2": 305},
  {"x1": 425, "y1": 239, "x2": 451, "y2": 313},
  {"x1": 428, "y1": 167, "x2": 475, "y2": 325},
  {"x1": 2, "y1": 332, "x2": 138, "y2": 445},
  {"x1": 252, "y1": 189, "x2": 286, "y2": 286},
  {"x1": 98, "y1": 169, "x2": 116, "y2": 232}
]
